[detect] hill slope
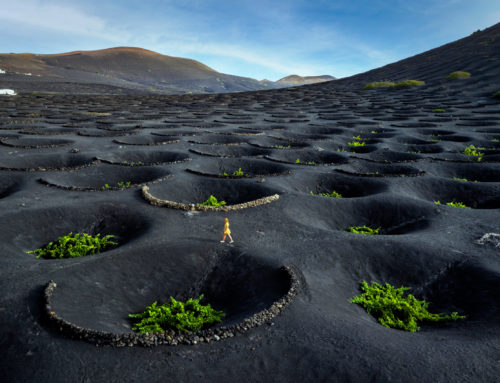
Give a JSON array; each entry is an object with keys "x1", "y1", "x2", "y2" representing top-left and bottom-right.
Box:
[
  {"x1": 328, "y1": 22, "x2": 500, "y2": 97},
  {"x1": 277, "y1": 74, "x2": 335, "y2": 85},
  {"x1": 0, "y1": 47, "x2": 279, "y2": 94}
]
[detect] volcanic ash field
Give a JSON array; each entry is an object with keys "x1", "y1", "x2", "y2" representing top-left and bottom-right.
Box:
[{"x1": 2, "y1": 26, "x2": 500, "y2": 383}]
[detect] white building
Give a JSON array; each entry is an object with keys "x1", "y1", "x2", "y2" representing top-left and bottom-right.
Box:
[{"x1": 0, "y1": 89, "x2": 17, "y2": 96}]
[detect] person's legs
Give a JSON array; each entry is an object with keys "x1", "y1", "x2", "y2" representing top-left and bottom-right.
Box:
[
  {"x1": 228, "y1": 234, "x2": 234, "y2": 243},
  {"x1": 220, "y1": 234, "x2": 226, "y2": 243}
]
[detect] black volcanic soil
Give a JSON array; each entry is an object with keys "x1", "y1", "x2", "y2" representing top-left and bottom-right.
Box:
[{"x1": 1, "y1": 23, "x2": 500, "y2": 383}]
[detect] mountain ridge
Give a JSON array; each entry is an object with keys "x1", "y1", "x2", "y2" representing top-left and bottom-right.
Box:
[
  {"x1": 0, "y1": 47, "x2": 334, "y2": 94},
  {"x1": 276, "y1": 74, "x2": 335, "y2": 85}
]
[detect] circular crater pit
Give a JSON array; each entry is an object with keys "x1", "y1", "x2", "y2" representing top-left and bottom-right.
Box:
[
  {"x1": 318, "y1": 113, "x2": 357, "y2": 121},
  {"x1": 365, "y1": 149, "x2": 422, "y2": 163},
  {"x1": 188, "y1": 134, "x2": 249, "y2": 146},
  {"x1": 391, "y1": 122, "x2": 438, "y2": 128},
  {"x1": 183, "y1": 122, "x2": 226, "y2": 129},
  {"x1": 0, "y1": 137, "x2": 74, "y2": 148},
  {"x1": 20, "y1": 127, "x2": 77, "y2": 136},
  {"x1": 197, "y1": 253, "x2": 295, "y2": 325},
  {"x1": 151, "y1": 130, "x2": 202, "y2": 137},
  {"x1": 304, "y1": 126, "x2": 345, "y2": 135},
  {"x1": 288, "y1": 195, "x2": 434, "y2": 235},
  {"x1": 96, "y1": 122, "x2": 138, "y2": 131},
  {"x1": 304, "y1": 172, "x2": 387, "y2": 198},
  {"x1": 337, "y1": 161, "x2": 425, "y2": 177},
  {"x1": 225, "y1": 129, "x2": 266, "y2": 136},
  {"x1": 456, "y1": 120, "x2": 498, "y2": 127},
  {"x1": 0, "y1": 174, "x2": 24, "y2": 199},
  {"x1": 268, "y1": 132, "x2": 331, "y2": 142},
  {"x1": 266, "y1": 149, "x2": 348, "y2": 166},
  {"x1": 113, "y1": 135, "x2": 179, "y2": 146},
  {"x1": 189, "y1": 145, "x2": 270, "y2": 158},
  {"x1": 0, "y1": 153, "x2": 96, "y2": 171},
  {"x1": 78, "y1": 128, "x2": 137, "y2": 138},
  {"x1": 366, "y1": 131, "x2": 396, "y2": 138},
  {"x1": 96, "y1": 150, "x2": 190, "y2": 166},
  {"x1": 0, "y1": 132, "x2": 20, "y2": 140},
  {"x1": 345, "y1": 144, "x2": 378, "y2": 154},
  {"x1": 417, "y1": 129, "x2": 455, "y2": 136},
  {"x1": 248, "y1": 137, "x2": 309, "y2": 149},
  {"x1": 421, "y1": 258, "x2": 500, "y2": 324},
  {"x1": 17, "y1": 202, "x2": 150, "y2": 259},
  {"x1": 43, "y1": 248, "x2": 298, "y2": 346},
  {"x1": 337, "y1": 120, "x2": 379, "y2": 127},
  {"x1": 394, "y1": 136, "x2": 434, "y2": 145},
  {"x1": 419, "y1": 117, "x2": 453, "y2": 122},
  {"x1": 38, "y1": 163, "x2": 171, "y2": 191},
  {"x1": 438, "y1": 135, "x2": 472, "y2": 143},
  {"x1": 238, "y1": 124, "x2": 286, "y2": 132},
  {"x1": 421, "y1": 162, "x2": 500, "y2": 182},
  {"x1": 475, "y1": 128, "x2": 500, "y2": 134},
  {"x1": 186, "y1": 158, "x2": 291, "y2": 178},
  {"x1": 142, "y1": 176, "x2": 280, "y2": 210},
  {"x1": 339, "y1": 242, "x2": 496, "y2": 329},
  {"x1": 373, "y1": 116, "x2": 410, "y2": 122},
  {"x1": 216, "y1": 118, "x2": 254, "y2": 124},
  {"x1": 433, "y1": 148, "x2": 500, "y2": 163},
  {"x1": 403, "y1": 143, "x2": 444, "y2": 154},
  {"x1": 409, "y1": 176, "x2": 500, "y2": 209},
  {"x1": 44, "y1": 118, "x2": 72, "y2": 125}
]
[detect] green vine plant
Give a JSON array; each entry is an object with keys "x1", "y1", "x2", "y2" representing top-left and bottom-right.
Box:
[
  {"x1": 431, "y1": 108, "x2": 446, "y2": 113},
  {"x1": 310, "y1": 190, "x2": 342, "y2": 198},
  {"x1": 346, "y1": 226, "x2": 380, "y2": 235},
  {"x1": 363, "y1": 80, "x2": 425, "y2": 89},
  {"x1": 220, "y1": 168, "x2": 247, "y2": 177},
  {"x1": 198, "y1": 195, "x2": 227, "y2": 207},
  {"x1": 452, "y1": 177, "x2": 468, "y2": 182},
  {"x1": 463, "y1": 145, "x2": 484, "y2": 162},
  {"x1": 27, "y1": 232, "x2": 117, "y2": 259},
  {"x1": 129, "y1": 295, "x2": 225, "y2": 334},
  {"x1": 295, "y1": 159, "x2": 316, "y2": 165},
  {"x1": 350, "y1": 281, "x2": 465, "y2": 332},
  {"x1": 347, "y1": 135, "x2": 366, "y2": 147},
  {"x1": 446, "y1": 71, "x2": 471, "y2": 80},
  {"x1": 434, "y1": 201, "x2": 471, "y2": 208},
  {"x1": 117, "y1": 181, "x2": 132, "y2": 189},
  {"x1": 122, "y1": 161, "x2": 144, "y2": 166},
  {"x1": 101, "y1": 181, "x2": 132, "y2": 190}
]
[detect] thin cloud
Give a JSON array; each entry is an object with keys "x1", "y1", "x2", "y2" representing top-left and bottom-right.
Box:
[{"x1": 0, "y1": 0, "x2": 129, "y2": 42}]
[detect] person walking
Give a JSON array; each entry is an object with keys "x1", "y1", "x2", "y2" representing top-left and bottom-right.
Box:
[{"x1": 220, "y1": 217, "x2": 234, "y2": 243}]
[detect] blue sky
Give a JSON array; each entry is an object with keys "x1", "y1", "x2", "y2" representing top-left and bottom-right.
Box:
[{"x1": 1, "y1": 0, "x2": 499, "y2": 80}]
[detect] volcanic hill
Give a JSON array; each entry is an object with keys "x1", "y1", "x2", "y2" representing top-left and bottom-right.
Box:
[
  {"x1": 0, "y1": 47, "x2": 283, "y2": 94},
  {"x1": 276, "y1": 74, "x2": 335, "y2": 85}
]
